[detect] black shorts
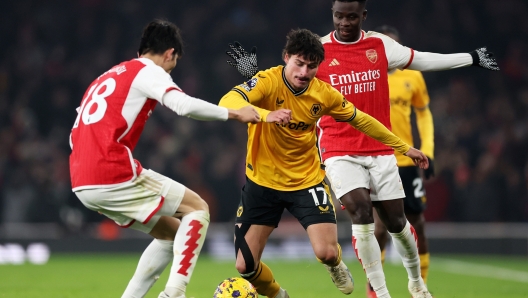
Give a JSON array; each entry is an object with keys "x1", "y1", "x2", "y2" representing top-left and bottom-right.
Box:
[
  {"x1": 235, "y1": 177, "x2": 336, "y2": 229},
  {"x1": 399, "y1": 166, "x2": 427, "y2": 214}
]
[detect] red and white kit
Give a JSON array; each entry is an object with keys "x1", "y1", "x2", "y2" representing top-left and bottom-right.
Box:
[{"x1": 70, "y1": 57, "x2": 226, "y2": 229}]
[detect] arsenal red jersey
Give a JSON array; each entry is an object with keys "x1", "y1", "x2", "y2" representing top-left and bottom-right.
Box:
[
  {"x1": 69, "y1": 58, "x2": 181, "y2": 191},
  {"x1": 316, "y1": 30, "x2": 415, "y2": 161}
]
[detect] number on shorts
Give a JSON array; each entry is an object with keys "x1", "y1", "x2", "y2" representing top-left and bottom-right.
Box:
[
  {"x1": 73, "y1": 78, "x2": 116, "y2": 128},
  {"x1": 412, "y1": 177, "x2": 425, "y2": 198},
  {"x1": 308, "y1": 187, "x2": 328, "y2": 206}
]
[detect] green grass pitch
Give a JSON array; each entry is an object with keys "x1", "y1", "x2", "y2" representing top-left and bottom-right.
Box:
[{"x1": 0, "y1": 254, "x2": 527, "y2": 297}]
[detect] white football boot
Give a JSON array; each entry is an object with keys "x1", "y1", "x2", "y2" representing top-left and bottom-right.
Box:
[
  {"x1": 408, "y1": 280, "x2": 433, "y2": 298},
  {"x1": 274, "y1": 287, "x2": 290, "y2": 298},
  {"x1": 324, "y1": 260, "x2": 354, "y2": 294}
]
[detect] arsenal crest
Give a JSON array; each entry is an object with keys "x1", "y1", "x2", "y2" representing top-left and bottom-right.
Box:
[{"x1": 366, "y1": 49, "x2": 378, "y2": 63}]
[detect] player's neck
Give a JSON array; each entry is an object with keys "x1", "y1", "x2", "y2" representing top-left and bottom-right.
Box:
[{"x1": 139, "y1": 54, "x2": 171, "y2": 73}]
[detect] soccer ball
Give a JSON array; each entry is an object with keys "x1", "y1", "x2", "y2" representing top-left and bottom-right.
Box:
[{"x1": 213, "y1": 277, "x2": 258, "y2": 298}]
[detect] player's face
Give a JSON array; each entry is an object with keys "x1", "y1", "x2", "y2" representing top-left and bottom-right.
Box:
[
  {"x1": 332, "y1": 1, "x2": 367, "y2": 42},
  {"x1": 283, "y1": 54, "x2": 319, "y2": 90}
]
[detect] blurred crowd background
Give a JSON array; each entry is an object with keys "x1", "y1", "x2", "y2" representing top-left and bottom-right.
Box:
[{"x1": 0, "y1": 0, "x2": 527, "y2": 233}]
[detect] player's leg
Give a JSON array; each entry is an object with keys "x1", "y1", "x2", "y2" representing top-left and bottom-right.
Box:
[
  {"x1": 406, "y1": 213, "x2": 429, "y2": 283},
  {"x1": 374, "y1": 201, "x2": 430, "y2": 297},
  {"x1": 366, "y1": 209, "x2": 388, "y2": 298},
  {"x1": 399, "y1": 166, "x2": 430, "y2": 284},
  {"x1": 290, "y1": 179, "x2": 353, "y2": 294},
  {"x1": 235, "y1": 177, "x2": 287, "y2": 298},
  {"x1": 369, "y1": 157, "x2": 430, "y2": 298},
  {"x1": 75, "y1": 169, "x2": 195, "y2": 298},
  {"x1": 121, "y1": 217, "x2": 180, "y2": 298},
  {"x1": 157, "y1": 186, "x2": 210, "y2": 298},
  {"x1": 325, "y1": 156, "x2": 390, "y2": 298}
]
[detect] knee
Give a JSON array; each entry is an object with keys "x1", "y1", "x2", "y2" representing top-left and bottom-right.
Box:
[
  {"x1": 385, "y1": 216, "x2": 407, "y2": 233},
  {"x1": 314, "y1": 245, "x2": 339, "y2": 265},
  {"x1": 195, "y1": 196, "x2": 209, "y2": 213}
]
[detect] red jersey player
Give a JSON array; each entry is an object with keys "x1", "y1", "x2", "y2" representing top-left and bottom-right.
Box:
[
  {"x1": 69, "y1": 20, "x2": 274, "y2": 298},
  {"x1": 316, "y1": 1, "x2": 496, "y2": 298},
  {"x1": 226, "y1": 1, "x2": 498, "y2": 297}
]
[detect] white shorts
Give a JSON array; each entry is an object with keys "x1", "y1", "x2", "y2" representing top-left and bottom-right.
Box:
[
  {"x1": 324, "y1": 155, "x2": 405, "y2": 201},
  {"x1": 74, "y1": 169, "x2": 185, "y2": 233}
]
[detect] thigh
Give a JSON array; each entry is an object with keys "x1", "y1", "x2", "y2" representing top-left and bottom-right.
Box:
[
  {"x1": 236, "y1": 177, "x2": 284, "y2": 227},
  {"x1": 285, "y1": 180, "x2": 337, "y2": 229},
  {"x1": 306, "y1": 222, "x2": 338, "y2": 252},
  {"x1": 399, "y1": 166, "x2": 426, "y2": 214},
  {"x1": 369, "y1": 155, "x2": 405, "y2": 201},
  {"x1": 325, "y1": 155, "x2": 371, "y2": 200}
]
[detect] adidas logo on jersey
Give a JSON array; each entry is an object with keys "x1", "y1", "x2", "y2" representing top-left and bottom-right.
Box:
[{"x1": 329, "y1": 58, "x2": 340, "y2": 66}]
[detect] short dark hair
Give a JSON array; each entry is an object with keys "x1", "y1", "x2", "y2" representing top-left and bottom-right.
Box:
[
  {"x1": 138, "y1": 19, "x2": 184, "y2": 58},
  {"x1": 282, "y1": 29, "x2": 325, "y2": 65},
  {"x1": 374, "y1": 25, "x2": 400, "y2": 39}
]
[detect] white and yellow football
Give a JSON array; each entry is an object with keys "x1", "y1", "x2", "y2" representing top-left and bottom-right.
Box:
[{"x1": 213, "y1": 277, "x2": 258, "y2": 298}]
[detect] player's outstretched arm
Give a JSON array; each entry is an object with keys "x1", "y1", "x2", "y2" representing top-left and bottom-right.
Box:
[
  {"x1": 408, "y1": 47, "x2": 499, "y2": 72},
  {"x1": 227, "y1": 105, "x2": 261, "y2": 123},
  {"x1": 226, "y1": 41, "x2": 259, "y2": 78},
  {"x1": 347, "y1": 108, "x2": 429, "y2": 169}
]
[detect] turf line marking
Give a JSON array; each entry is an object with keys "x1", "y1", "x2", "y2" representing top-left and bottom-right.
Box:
[{"x1": 434, "y1": 258, "x2": 528, "y2": 283}]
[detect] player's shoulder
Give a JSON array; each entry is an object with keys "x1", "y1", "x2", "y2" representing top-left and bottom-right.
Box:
[
  {"x1": 320, "y1": 32, "x2": 333, "y2": 44},
  {"x1": 254, "y1": 66, "x2": 283, "y2": 82},
  {"x1": 364, "y1": 30, "x2": 391, "y2": 41}
]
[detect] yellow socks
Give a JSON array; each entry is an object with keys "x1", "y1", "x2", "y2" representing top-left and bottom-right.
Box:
[
  {"x1": 246, "y1": 261, "x2": 281, "y2": 298},
  {"x1": 420, "y1": 253, "x2": 430, "y2": 283}
]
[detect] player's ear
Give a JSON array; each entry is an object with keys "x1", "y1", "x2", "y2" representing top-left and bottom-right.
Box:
[
  {"x1": 165, "y1": 48, "x2": 175, "y2": 61},
  {"x1": 363, "y1": 9, "x2": 368, "y2": 21},
  {"x1": 283, "y1": 54, "x2": 290, "y2": 64}
]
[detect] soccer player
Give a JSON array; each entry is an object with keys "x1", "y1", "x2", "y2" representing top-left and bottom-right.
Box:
[
  {"x1": 220, "y1": 28, "x2": 429, "y2": 298},
  {"x1": 226, "y1": 1, "x2": 498, "y2": 297},
  {"x1": 365, "y1": 25, "x2": 436, "y2": 298},
  {"x1": 69, "y1": 20, "x2": 265, "y2": 298}
]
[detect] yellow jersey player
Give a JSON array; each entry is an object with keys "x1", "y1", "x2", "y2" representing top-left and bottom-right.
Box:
[
  {"x1": 219, "y1": 28, "x2": 429, "y2": 298},
  {"x1": 367, "y1": 25, "x2": 435, "y2": 298}
]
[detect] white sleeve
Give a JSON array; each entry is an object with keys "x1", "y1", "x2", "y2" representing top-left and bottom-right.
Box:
[
  {"x1": 408, "y1": 51, "x2": 473, "y2": 71},
  {"x1": 162, "y1": 90, "x2": 228, "y2": 121},
  {"x1": 371, "y1": 32, "x2": 413, "y2": 71},
  {"x1": 133, "y1": 63, "x2": 179, "y2": 102}
]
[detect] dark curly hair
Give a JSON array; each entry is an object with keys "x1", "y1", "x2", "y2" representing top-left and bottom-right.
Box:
[
  {"x1": 282, "y1": 29, "x2": 325, "y2": 65},
  {"x1": 138, "y1": 19, "x2": 184, "y2": 58}
]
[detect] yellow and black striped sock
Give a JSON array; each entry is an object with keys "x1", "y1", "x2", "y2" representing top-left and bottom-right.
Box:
[
  {"x1": 420, "y1": 253, "x2": 430, "y2": 284},
  {"x1": 246, "y1": 261, "x2": 281, "y2": 298}
]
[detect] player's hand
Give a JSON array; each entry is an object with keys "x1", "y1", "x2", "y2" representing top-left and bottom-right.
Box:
[
  {"x1": 423, "y1": 156, "x2": 435, "y2": 179},
  {"x1": 226, "y1": 41, "x2": 259, "y2": 79},
  {"x1": 266, "y1": 109, "x2": 292, "y2": 125},
  {"x1": 230, "y1": 106, "x2": 261, "y2": 123},
  {"x1": 470, "y1": 47, "x2": 499, "y2": 71},
  {"x1": 404, "y1": 147, "x2": 429, "y2": 169}
]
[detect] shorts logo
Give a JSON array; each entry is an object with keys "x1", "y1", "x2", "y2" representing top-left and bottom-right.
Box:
[
  {"x1": 318, "y1": 206, "x2": 329, "y2": 212},
  {"x1": 237, "y1": 206, "x2": 243, "y2": 217},
  {"x1": 310, "y1": 104, "x2": 322, "y2": 116},
  {"x1": 366, "y1": 49, "x2": 378, "y2": 63}
]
